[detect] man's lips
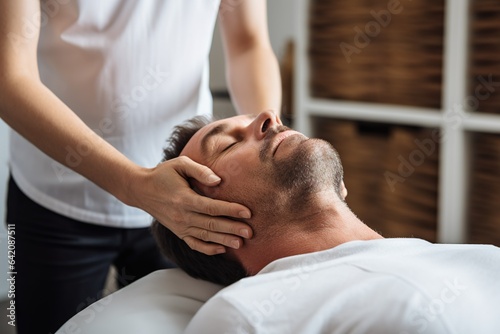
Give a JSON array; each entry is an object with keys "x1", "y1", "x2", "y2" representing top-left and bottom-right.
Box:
[
  {"x1": 272, "y1": 130, "x2": 304, "y2": 156},
  {"x1": 259, "y1": 126, "x2": 307, "y2": 161}
]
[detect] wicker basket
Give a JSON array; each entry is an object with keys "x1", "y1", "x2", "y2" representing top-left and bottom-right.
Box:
[
  {"x1": 309, "y1": 0, "x2": 445, "y2": 108},
  {"x1": 468, "y1": 133, "x2": 500, "y2": 246},
  {"x1": 469, "y1": 0, "x2": 500, "y2": 114},
  {"x1": 308, "y1": 1, "x2": 500, "y2": 244},
  {"x1": 313, "y1": 118, "x2": 439, "y2": 241},
  {"x1": 380, "y1": 126, "x2": 439, "y2": 242}
]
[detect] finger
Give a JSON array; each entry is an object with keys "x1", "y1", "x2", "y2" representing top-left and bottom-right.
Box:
[
  {"x1": 187, "y1": 226, "x2": 244, "y2": 250},
  {"x1": 174, "y1": 156, "x2": 221, "y2": 185},
  {"x1": 173, "y1": 157, "x2": 252, "y2": 219},
  {"x1": 183, "y1": 236, "x2": 227, "y2": 256},
  {"x1": 186, "y1": 194, "x2": 252, "y2": 224},
  {"x1": 186, "y1": 212, "x2": 253, "y2": 241}
]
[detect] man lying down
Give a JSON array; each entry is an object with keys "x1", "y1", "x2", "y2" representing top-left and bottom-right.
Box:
[{"x1": 152, "y1": 111, "x2": 500, "y2": 333}]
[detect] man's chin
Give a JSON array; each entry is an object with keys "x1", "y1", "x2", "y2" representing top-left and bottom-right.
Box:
[{"x1": 273, "y1": 138, "x2": 341, "y2": 194}]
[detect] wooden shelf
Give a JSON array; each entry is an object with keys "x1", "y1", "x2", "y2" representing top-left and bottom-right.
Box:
[{"x1": 295, "y1": 0, "x2": 500, "y2": 244}]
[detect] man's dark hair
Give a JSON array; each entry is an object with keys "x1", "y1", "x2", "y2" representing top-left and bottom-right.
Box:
[{"x1": 151, "y1": 116, "x2": 248, "y2": 286}]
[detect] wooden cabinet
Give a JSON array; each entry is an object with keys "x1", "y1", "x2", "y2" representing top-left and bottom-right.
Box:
[{"x1": 294, "y1": 0, "x2": 500, "y2": 245}]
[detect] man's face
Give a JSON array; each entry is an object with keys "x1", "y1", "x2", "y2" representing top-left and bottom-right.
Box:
[{"x1": 181, "y1": 111, "x2": 344, "y2": 222}]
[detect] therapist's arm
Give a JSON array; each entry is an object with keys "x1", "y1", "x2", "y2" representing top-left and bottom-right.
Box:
[
  {"x1": 218, "y1": 0, "x2": 282, "y2": 116},
  {"x1": 0, "y1": 0, "x2": 252, "y2": 255}
]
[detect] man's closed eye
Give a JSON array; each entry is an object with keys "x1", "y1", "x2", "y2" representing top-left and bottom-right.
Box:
[{"x1": 222, "y1": 142, "x2": 237, "y2": 152}]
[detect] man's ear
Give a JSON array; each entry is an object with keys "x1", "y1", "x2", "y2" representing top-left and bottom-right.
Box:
[{"x1": 340, "y1": 180, "x2": 348, "y2": 200}]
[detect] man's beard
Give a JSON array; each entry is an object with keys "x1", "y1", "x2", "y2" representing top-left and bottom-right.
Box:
[
  {"x1": 259, "y1": 126, "x2": 344, "y2": 206},
  {"x1": 273, "y1": 138, "x2": 343, "y2": 199},
  {"x1": 254, "y1": 135, "x2": 344, "y2": 220},
  {"x1": 212, "y1": 132, "x2": 346, "y2": 240}
]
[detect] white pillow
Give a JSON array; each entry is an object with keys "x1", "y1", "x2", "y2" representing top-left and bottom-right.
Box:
[{"x1": 55, "y1": 268, "x2": 223, "y2": 334}]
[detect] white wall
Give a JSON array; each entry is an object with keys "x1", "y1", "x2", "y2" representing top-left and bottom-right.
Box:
[
  {"x1": 267, "y1": 0, "x2": 298, "y2": 61},
  {"x1": 210, "y1": 0, "x2": 298, "y2": 118},
  {"x1": 210, "y1": 0, "x2": 298, "y2": 89}
]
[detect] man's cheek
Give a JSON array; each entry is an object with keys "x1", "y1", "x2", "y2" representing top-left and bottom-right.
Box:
[
  {"x1": 191, "y1": 178, "x2": 227, "y2": 200},
  {"x1": 192, "y1": 160, "x2": 245, "y2": 199},
  {"x1": 203, "y1": 185, "x2": 221, "y2": 199},
  {"x1": 217, "y1": 160, "x2": 244, "y2": 184},
  {"x1": 206, "y1": 182, "x2": 234, "y2": 201},
  {"x1": 190, "y1": 179, "x2": 215, "y2": 198}
]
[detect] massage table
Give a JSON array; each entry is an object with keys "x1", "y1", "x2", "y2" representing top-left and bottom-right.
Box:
[{"x1": 55, "y1": 268, "x2": 223, "y2": 334}]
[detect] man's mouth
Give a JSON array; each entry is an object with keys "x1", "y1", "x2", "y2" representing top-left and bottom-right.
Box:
[
  {"x1": 272, "y1": 130, "x2": 303, "y2": 157},
  {"x1": 260, "y1": 126, "x2": 308, "y2": 161}
]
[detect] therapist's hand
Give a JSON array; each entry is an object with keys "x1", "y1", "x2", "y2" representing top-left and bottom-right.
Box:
[{"x1": 127, "y1": 156, "x2": 253, "y2": 255}]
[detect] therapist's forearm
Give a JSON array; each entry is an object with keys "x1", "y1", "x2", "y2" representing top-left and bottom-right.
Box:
[
  {"x1": 226, "y1": 45, "x2": 282, "y2": 116},
  {"x1": 0, "y1": 75, "x2": 142, "y2": 205},
  {"x1": 0, "y1": 0, "x2": 140, "y2": 207}
]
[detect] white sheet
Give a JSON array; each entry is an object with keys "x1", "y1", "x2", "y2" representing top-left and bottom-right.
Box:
[{"x1": 56, "y1": 268, "x2": 223, "y2": 334}]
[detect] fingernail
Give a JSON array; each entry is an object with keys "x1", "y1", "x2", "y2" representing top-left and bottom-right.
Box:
[
  {"x1": 231, "y1": 240, "x2": 240, "y2": 249},
  {"x1": 240, "y1": 229, "x2": 250, "y2": 238},
  {"x1": 208, "y1": 175, "x2": 221, "y2": 183},
  {"x1": 216, "y1": 247, "x2": 226, "y2": 254},
  {"x1": 239, "y1": 211, "x2": 251, "y2": 219}
]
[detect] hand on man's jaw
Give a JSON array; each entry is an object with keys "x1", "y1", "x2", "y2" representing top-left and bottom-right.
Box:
[
  {"x1": 151, "y1": 111, "x2": 385, "y2": 286},
  {"x1": 180, "y1": 112, "x2": 383, "y2": 275}
]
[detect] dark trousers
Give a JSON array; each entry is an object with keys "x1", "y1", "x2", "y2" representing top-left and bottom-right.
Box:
[{"x1": 5, "y1": 176, "x2": 175, "y2": 334}]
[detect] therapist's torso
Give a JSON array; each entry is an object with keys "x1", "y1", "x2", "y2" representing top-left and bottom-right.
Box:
[{"x1": 9, "y1": 0, "x2": 220, "y2": 227}]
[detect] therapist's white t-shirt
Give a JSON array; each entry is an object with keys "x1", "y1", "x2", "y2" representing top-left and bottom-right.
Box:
[
  {"x1": 186, "y1": 238, "x2": 500, "y2": 334},
  {"x1": 9, "y1": 0, "x2": 219, "y2": 227}
]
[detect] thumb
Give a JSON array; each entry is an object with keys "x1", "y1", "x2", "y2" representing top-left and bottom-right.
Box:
[{"x1": 175, "y1": 156, "x2": 221, "y2": 186}]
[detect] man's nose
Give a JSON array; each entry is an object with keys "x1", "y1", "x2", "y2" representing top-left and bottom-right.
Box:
[{"x1": 251, "y1": 110, "x2": 282, "y2": 140}]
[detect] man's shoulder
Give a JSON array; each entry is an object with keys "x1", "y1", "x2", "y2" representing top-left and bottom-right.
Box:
[{"x1": 194, "y1": 240, "x2": 500, "y2": 334}]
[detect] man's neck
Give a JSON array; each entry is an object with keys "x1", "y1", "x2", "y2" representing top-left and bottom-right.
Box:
[{"x1": 232, "y1": 196, "x2": 383, "y2": 275}]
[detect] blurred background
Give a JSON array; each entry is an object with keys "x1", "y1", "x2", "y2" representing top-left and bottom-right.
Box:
[
  {"x1": 1, "y1": 1, "x2": 500, "y2": 323},
  {"x1": 300, "y1": 0, "x2": 500, "y2": 248},
  {"x1": 211, "y1": 0, "x2": 500, "y2": 251}
]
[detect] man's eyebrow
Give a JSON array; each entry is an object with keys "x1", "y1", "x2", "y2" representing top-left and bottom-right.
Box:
[{"x1": 201, "y1": 123, "x2": 228, "y2": 154}]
